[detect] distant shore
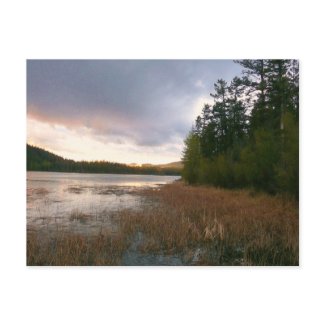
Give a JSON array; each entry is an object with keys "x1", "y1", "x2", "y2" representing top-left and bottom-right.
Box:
[
  {"x1": 27, "y1": 169, "x2": 182, "y2": 177},
  {"x1": 27, "y1": 144, "x2": 182, "y2": 176}
]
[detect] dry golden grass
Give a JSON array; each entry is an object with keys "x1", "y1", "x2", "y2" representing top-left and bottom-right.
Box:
[
  {"x1": 117, "y1": 182, "x2": 298, "y2": 265},
  {"x1": 27, "y1": 182, "x2": 298, "y2": 266},
  {"x1": 27, "y1": 230, "x2": 129, "y2": 266}
]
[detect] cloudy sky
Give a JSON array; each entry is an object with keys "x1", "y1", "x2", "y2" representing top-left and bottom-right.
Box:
[{"x1": 27, "y1": 60, "x2": 241, "y2": 164}]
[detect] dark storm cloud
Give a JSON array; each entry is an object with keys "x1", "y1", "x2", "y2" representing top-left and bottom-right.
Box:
[{"x1": 27, "y1": 60, "x2": 241, "y2": 146}]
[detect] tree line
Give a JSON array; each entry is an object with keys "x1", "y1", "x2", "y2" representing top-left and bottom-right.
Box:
[
  {"x1": 182, "y1": 60, "x2": 299, "y2": 198},
  {"x1": 27, "y1": 144, "x2": 181, "y2": 176}
]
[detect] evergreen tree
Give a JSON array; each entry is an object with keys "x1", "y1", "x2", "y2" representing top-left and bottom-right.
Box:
[
  {"x1": 227, "y1": 76, "x2": 248, "y2": 148},
  {"x1": 181, "y1": 131, "x2": 201, "y2": 184},
  {"x1": 182, "y1": 59, "x2": 299, "y2": 197},
  {"x1": 210, "y1": 79, "x2": 229, "y2": 154}
]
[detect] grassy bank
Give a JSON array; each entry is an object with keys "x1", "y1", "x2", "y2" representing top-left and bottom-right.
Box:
[{"x1": 27, "y1": 182, "x2": 299, "y2": 266}]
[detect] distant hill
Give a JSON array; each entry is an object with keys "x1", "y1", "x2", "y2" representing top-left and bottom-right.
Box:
[
  {"x1": 141, "y1": 161, "x2": 183, "y2": 169},
  {"x1": 27, "y1": 144, "x2": 182, "y2": 176},
  {"x1": 157, "y1": 161, "x2": 183, "y2": 169},
  {"x1": 27, "y1": 144, "x2": 73, "y2": 171}
]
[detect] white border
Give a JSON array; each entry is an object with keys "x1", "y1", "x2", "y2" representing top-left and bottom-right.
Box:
[{"x1": 1, "y1": 1, "x2": 325, "y2": 324}]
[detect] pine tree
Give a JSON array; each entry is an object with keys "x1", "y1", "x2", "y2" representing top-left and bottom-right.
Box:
[{"x1": 182, "y1": 60, "x2": 299, "y2": 197}]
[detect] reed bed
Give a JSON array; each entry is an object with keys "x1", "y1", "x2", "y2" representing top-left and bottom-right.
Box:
[
  {"x1": 27, "y1": 182, "x2": 298, "y2": 266},
  {"x1": 27, "y1": 228, "x2": 129, "y2": 266}
]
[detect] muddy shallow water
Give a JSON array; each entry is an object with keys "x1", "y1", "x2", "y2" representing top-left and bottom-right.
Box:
[{"x1": 27, "y1": 171, "x2": 180, "y2": 235}]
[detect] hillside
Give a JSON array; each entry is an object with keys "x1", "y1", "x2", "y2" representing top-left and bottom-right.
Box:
[
  {"x1": 26, "y1": 144, "x2": 182, "y2": 176},
  {"x1": 157, "y1": 161, "x2": 183, "y2": 169}
]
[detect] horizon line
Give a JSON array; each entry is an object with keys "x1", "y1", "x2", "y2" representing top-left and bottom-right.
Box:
[{"x1": 26, "y1": 143, "x2": 182, "y2": 166}]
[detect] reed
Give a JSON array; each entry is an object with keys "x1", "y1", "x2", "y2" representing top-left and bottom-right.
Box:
[
  {"x1": 27, "y1": 230, "x2": 129, "y2": 266},
  {"x1": 117, "y1": 183, "x2": 298, "y2": 265}
]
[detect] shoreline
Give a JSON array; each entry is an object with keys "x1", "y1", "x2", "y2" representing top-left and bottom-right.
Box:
[{"x1": 27, "y1": 169, "x2": 182, "y2": 177}]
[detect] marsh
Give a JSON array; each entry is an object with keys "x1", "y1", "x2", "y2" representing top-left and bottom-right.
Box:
[{"x1": 27, "y1": 171, "x2": 180, "y2": 236}]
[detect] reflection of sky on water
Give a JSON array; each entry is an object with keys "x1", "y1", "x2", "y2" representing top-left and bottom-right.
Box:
[{"x1": 27, "y1": 171, "x2": 179, "y2": 235}]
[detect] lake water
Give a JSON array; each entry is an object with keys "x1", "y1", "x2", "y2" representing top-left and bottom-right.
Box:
[{"x1": 27, "y1": 171, "x2": 180, "y2": 235}]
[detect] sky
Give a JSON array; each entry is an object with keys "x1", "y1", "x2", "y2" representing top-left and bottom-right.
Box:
[{"x1": 27, "y1": 60, "x2": 242, "y2": 164}]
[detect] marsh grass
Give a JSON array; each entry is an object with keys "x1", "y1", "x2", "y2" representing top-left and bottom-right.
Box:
[
  {"x1": 66, "y1": 186, "x2": 84, "y2": 194},
  {"x1": 69, "y1": 209, "x2": 92, "y2": 223},
  {"x1": 27, "y1": 229, "x2": 129, "y2": 266},
  {"x1": 27, "y1": 182, "x2": 298, "y2": 266},
  {"x1": 117, "y1": 183, "x2": 298, "y2": 265}
]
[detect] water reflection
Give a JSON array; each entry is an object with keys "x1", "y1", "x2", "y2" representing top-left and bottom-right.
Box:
[{"x1": 27, "y1": 171, "x2": 179, "y2": 235}]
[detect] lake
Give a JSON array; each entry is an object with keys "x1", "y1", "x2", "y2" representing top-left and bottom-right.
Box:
[{"x1": 27, "y1": 171, "x2": 180, "y2": 235}]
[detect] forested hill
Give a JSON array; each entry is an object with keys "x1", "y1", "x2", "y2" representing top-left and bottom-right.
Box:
[{"x1": 27, "y1": 144, "x2": 182, "y2": 175}]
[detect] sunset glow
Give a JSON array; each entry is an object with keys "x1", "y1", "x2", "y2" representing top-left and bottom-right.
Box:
[{"x1": 27, "y1": 60, "x2": 241, "y2": 164}]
